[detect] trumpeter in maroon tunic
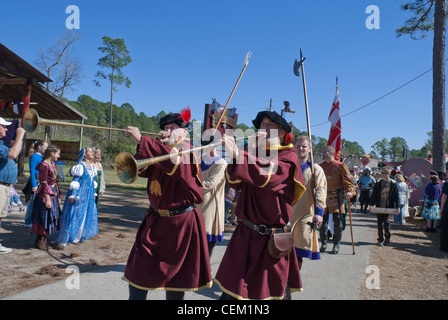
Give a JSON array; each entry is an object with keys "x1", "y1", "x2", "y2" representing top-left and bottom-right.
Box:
[
  {"x1": 215, "y1": 111, "x2": 306, "y2": 300},
  {"x1": 123, "y1": 108, "x2": 212, "y2": 299}
]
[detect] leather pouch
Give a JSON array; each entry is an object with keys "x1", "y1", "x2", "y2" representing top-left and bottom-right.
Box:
[{"x1": 268, "y1": 232, "x2": 293, "y2": 259}]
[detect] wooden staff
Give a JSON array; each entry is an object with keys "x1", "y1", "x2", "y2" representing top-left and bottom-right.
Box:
[
  {"x1": 347, "y1": 197, "x2": 356, "y2": 255},
  {"x1": 211, "y1": 51, "x2": 252, "y2": 136}
]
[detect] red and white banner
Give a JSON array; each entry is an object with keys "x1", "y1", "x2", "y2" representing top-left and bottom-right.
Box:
[{"x1": 327, "y1": 86, "x2": 342, "y2": 160}]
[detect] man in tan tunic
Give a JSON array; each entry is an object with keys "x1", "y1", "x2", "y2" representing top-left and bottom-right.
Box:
[
  {"x1": 318, "y1": 145, "x2": 355, "y2": 254},
  {"x1": 196, "y1": 147, "x2": 227, "y2": 258},
  {"x1": 291, "y1": 136, "x2": 327, "y2": 269}
]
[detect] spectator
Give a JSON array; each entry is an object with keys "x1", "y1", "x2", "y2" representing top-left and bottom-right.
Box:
[
  {"x1": 439, "y1": 178, "x2": 448, "y2": 252},
  {"x1": 422, "y1": 175, "x2": 442, "y2": 232},
  {"x1": 92, "y1": 148, "x2": 106, "y2": 208},
  {"x1": 30, "y1": 145, "x2": 62, "y2": 250},
  {"x1": 8, "y1": 184, "x2": 25, "y2": 213},
  {"x1": 358, "y1": 167, "x2": 376, "y2": 213},
  {"x1": 0, "y1": 118, "x2": 26, "y2": 254},
  {"x1": 370, "y1": 166, "x2": 399, "y2": 246},
  {"x1": 394, "y1": 173, "x2": 409, "y2": 224},
  {"x1": 23, "y1": 140, "x2": 48, "y2": 227}
]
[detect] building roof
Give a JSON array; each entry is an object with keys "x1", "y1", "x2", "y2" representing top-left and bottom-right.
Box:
[{"x1": 0, "y1": 42, "x2": 86, "y2": 121}]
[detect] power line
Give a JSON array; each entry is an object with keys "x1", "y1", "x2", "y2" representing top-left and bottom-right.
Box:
[{"x1": 298, "y1": 62, "x2": 441, "y2": 130}]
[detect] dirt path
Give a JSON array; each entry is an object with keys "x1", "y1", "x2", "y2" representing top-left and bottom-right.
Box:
[
  {"x1": 0, "y1": 178, "x2": 147, "y2": 299},
  {"x1": 358, "y1": 216, "x2": 448, "y2": 299}
]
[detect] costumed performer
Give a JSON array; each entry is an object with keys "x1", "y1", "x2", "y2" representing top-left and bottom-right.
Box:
[
  {"x1": 124, "y1": 107, "x2": 212, "y2": 300},
  {"x1": 215, "y1": 110, "x2": 306, "y2": 300},
  {"x1": 318, "y1": 145, "x2": 355, "y2": 254},
  {"x1": 196, "y1": 146, "x2": 227, "y2": 258},
  {"x1": 52, "y1": 147, "x2": 98, "y2": 248},
  {"x1": 31, "y1": 145, "x2": 62, "y2": 250},
  {"x1": 291, "y1": 135, "x2": 327, "y2": 269}
]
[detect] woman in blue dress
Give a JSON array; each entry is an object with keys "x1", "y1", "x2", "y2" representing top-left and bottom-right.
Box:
[{"x1": 52, "y1": 147, "x2": 98, "y2": 249}]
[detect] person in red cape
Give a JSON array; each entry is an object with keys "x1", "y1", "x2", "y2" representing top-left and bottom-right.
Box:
[
  {"x1": 215, "y1": 111, "x2": 306, "y2": 300},
  {"x1": 123, "y1": 107, "x2": 212, "y2": 300}
]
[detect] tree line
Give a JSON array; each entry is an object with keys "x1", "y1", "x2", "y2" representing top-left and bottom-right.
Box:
[{"x1": 54, "y1": 94, "x2": 432, "y2": 164}]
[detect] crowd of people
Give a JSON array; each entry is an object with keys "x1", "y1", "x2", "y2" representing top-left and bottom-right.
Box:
[
  {"x1": 0, "y1": 120, "x2": 106, "y2": 253},
  {"x1": 351, "y1": 164, "x2": 447, "y2": 246},
  {"x1": 1, "y1": 108, "x2": 448, "y2": 300}
]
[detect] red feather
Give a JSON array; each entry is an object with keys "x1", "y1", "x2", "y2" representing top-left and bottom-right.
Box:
[
  {"x1": 284, "y1": 132, "x2": 293, "y2": 145},
  {"x1": 179, "y1": 106, "x2": 191, "y2": 123}
]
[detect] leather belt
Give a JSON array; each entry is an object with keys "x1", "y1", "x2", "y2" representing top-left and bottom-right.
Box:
[
  {"x1": 0, "y1": 182, "x2": 11, "y2": 187},
  {"x1": 239, "y1": 220, "x2": 287, "y2": 236},
  {"x1": 151, "y1": 205, "x2": 195, "y2": 217},
  {"x1": 328, "y1": 188, "x2": 343, "y2": 195}
]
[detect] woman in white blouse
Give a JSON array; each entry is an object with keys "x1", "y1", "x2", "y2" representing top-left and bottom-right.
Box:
[{"x1": 52, "y1": 147, "x2": 98, "y2": 248}]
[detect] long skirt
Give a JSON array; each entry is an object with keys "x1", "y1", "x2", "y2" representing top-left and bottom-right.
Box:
[
  {"x1": 422, "y1": 199, "x2": 441, "y2": 220},
  {"x1": 30, "y1": 188, "x2": 61, "y2": 236}
]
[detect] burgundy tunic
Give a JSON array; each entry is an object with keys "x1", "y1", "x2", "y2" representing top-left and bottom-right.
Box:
[
  {"x1": 124, "y1": 137, "x2": 212, "y2": 291},
  {"x1": 214, "y1": 145, "x2": 306, "y2": 299},
  {"x1": 35, "y1": 161, "x2": 60, "y2": 202},
  {"x1": 30, "y1": 161, "x2": 61, "y2": 236}
]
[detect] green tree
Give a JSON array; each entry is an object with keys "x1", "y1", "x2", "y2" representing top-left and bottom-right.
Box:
[
  {"x1": 397, "y1": 0, "x2": 447, "y2": 172},
  {"x1": 389, "y1": 136, "x2": 409, "y2": 161},
  {"x1": 94, "y1": 36, "x2": 132, "y2": 139},
  {"x1": 342, "y1": 139, "x2": 365, "y2": 158},
  {"x1": 371, "y1": 138, "x2": 390, "y2": 161}
]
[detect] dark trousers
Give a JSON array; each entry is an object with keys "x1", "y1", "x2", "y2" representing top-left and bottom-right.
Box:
[
  {"x1": 319, "y1": 213, "x2": 343, "y2": 245},
  {"x1": 129, "y1": 285, "x2": 185, "y2": 300},
  {"x1": 376, "y1": 214, "x2": 391, "y2": 242},
  {"x1": 359, "y1": 190, "x2": 372, "y2": 212},
  {"x1": 440, "y1": 212, "x2": 448, "y2": 252}
]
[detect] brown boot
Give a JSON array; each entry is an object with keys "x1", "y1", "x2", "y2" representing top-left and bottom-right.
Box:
[{"x1": 35, "y1": 235, "x2": 48, "y2": 250}]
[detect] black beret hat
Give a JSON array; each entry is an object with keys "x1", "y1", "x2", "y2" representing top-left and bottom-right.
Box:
[
  {"x1": 159, "y1": 107, "x2": 191, "y2": 130},
  {"x1": 159, "y1": 113, "x2": 185, "y2": 130},
  {"x1": 252, "y1": 111, "x2": 291, "y2": 133}
]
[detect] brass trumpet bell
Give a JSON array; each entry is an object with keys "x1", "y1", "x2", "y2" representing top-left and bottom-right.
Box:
[
  {"x1": 114, "y1": 152, "x2": 139, "y2": 184},
  {"x1": 23, "y1": 108, "x2": 40, "y2": 133}
]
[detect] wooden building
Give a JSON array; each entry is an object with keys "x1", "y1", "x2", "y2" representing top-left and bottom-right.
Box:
[{"x1": 0, "y1": 43, "x2": 87, "y2": 172}]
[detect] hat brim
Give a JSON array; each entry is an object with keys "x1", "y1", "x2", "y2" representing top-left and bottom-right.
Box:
[
  {"x1": 159, "y1": 113, "x2": 189, "y2": 130},
  {"x1": 0, "y1": 120, "x2": 12, "y2": 126},
  {"x1": 252, "y1": 111, "x2": 291, "y2": 133}
]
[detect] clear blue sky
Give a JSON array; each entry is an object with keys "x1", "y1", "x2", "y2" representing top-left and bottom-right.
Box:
[{"x1": 0, "y1": 0, "x2": 439, "y2": 153}]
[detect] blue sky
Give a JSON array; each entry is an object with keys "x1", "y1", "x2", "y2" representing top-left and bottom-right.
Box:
[{"x1": 0, "y1": 0, "x2": 439, "y2": 153}]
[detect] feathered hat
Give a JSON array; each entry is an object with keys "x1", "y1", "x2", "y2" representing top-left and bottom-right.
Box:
[{"x1": 159, "y1": 106, "x2": 191, "y2": 130}]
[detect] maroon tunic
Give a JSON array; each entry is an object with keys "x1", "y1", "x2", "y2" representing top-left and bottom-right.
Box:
[
  {"x1": 124, "y1": 136, "x2": 212, "y2": 291},
  {"x1": 214, "y1": 145, "x2": 306, "y2": 299},
  {"x1": 30, "y1": 161, "x2": 61, "y2": 236}
]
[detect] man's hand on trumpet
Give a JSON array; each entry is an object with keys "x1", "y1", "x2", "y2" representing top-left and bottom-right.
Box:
[
  {"x1": 222, "y1": 134, "x2": 240, "y2": 159},
  {"x1": 125, "y1": 126, "x2": 142, "y2": 144}
]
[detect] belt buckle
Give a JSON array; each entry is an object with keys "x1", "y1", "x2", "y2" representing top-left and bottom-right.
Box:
[
  {"x1": 257, "y1": 224, "x2": 268, "y2": 235},
  {"x1": 158, "y1": 209, "x2": 170, "y2": 217}
]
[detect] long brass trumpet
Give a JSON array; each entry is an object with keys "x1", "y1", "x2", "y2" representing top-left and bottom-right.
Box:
[
  {"x1": 23, "y1": 108, "x2": 159, "y2": 136},
  {"x1": 115, "y1": 136, "x2": 248, "y2": 184}
]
